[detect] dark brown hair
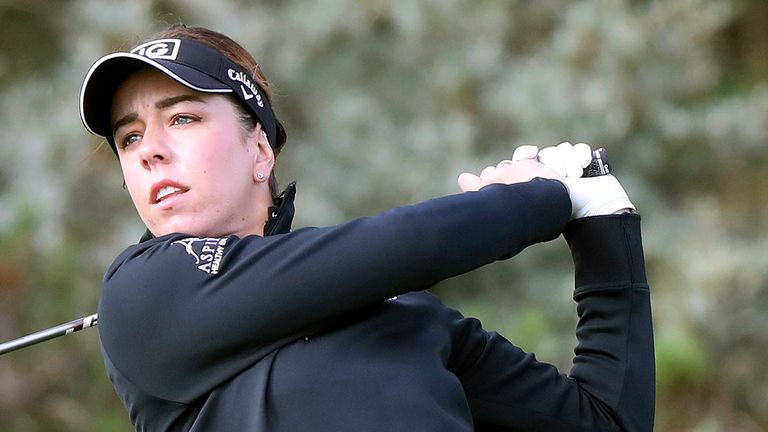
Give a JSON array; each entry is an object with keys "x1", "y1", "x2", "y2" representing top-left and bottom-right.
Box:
[{"x1": 145, "y1": 24, "x2": 287, "y2": 199}]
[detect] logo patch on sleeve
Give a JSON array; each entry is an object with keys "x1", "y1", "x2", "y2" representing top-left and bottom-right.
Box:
[{"x1": 171, "y1": 237, "x2": 228, "y2": 275}]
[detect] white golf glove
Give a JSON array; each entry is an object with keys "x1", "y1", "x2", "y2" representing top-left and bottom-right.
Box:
[{"x1": 537, "y1": 142, "x2": 635, "y2": 219}]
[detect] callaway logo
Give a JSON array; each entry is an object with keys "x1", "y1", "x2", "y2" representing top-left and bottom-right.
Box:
[
  {"x1": 131, "y1": 39, "x2": 181, "y2": 61},
  {"x1": 171, "y1": 237, "x2": 228, "y2": 275},
  {"x1": 227, "y1": 69, "x2": 265, "y2": 107}
]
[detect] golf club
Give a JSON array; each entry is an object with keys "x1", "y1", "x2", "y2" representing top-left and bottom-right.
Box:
[{"x1": 0, "y1": 148, "x2": 611, "y2": 356}]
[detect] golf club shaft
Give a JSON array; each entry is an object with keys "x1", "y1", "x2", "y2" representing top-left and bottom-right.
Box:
[{"x1": 0, "y1": 314, "x2": 98, "y2": 355}]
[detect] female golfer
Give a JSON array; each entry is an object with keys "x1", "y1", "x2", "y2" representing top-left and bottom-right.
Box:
[{"x1": 80, "y1": 25, "x2": 654, "y2": 432}]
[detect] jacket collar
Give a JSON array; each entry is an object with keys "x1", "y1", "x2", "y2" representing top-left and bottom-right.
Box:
[
  {"x1": 263, "y1": 181, "x2": 297, "y2": 236},
  {"x1": 139, "y1": 182, "x2": 297, "y2": 242}
]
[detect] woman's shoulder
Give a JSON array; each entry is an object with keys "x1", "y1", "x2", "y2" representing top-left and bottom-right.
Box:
[{"x1": 105, "y1": 233, "x2": 196, "y2": 276}]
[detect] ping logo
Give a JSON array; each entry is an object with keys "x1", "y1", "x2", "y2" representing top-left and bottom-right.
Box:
[
  {"x1": 171, "y1": 237, "x2": 228, "y2": 275},
  {"x1": 131, "y1": 39, "x2": 181, "y2": 61}
]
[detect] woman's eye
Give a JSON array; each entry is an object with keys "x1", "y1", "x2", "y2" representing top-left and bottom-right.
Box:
[
  {"x1": 172, "y1": 114, "x2": 198, "y2": 126},
  {"x1": 121, "y1": 134, "x2": 141, "y2": 149}
]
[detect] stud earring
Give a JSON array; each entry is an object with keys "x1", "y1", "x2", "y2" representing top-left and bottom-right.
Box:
[{"x1": 256, "y1": 172, "x2": 266, "y2": 181}]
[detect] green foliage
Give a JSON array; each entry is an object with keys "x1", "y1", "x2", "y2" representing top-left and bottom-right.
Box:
[
  {"x1": 656, "y1": 328, "x2": 709, "y2": 390},
  {"x1": 1, "y1": 0, "x2": 767, "y2": 430}
]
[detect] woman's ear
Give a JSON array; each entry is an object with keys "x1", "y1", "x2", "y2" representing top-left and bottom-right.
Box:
[{"x1": 251, "y1": 125, "x2": 274, "y2": 183}]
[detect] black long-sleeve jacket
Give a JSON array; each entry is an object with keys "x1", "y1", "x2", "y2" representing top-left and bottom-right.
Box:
[{"x1": 98, "y1": 178, "x2": 655, "y2": 431}]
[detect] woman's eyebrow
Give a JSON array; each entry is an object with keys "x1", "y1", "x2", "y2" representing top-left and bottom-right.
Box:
[
  {"x1": 155, "y1": 94, "x2": 205, "y2": 110},
  {"x1": 112, "y1": 112, "x2": 137, "y2": 135},
  {"x1": 111, "y1": 94, "x2": 206, "y2": 134}
]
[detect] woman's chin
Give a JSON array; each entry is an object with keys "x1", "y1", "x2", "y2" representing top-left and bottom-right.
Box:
[{"x1": 147, "y1": 219, "x2": 211, "y2": 237}]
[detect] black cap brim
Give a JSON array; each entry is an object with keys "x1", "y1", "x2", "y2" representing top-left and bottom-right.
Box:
[
  {"x1": 80, "y1": 38, "x2": 278, "y2": 153},
  {"x1": 79, "y1": 52, "x2": 232, "y2": 141}
]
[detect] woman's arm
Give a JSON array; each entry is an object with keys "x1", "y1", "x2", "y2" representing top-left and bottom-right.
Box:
[
  {"x1": 453, "y1": 214, "x2": 654, "y2": 432},
  {"x1": 98, "y1": 176, "x2": 571, "y2": 402},
  {"x1": 456, "y1": 144, "x2": 653, "y2": 431}
]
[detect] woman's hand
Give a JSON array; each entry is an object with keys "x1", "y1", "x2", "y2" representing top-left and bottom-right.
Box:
[
  {"x1": 537, "y1": 142, "x2": 635, "y2": 218},
  {"x1": 457, "y1": 145, "x2": 563, "y2": 192}
]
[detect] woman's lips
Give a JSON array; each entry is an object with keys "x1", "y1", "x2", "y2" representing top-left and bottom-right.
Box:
[
  {"x1": 150, "y1": 180, "x2": 189, "y2": 204},
  {"x1": 157, "y1": 185, "x2": 182, "y2": 201}
]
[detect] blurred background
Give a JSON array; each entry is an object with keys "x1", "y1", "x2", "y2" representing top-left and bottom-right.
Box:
[{"x1": 1, "y1": 0, "x2": 766, "y2": 430}]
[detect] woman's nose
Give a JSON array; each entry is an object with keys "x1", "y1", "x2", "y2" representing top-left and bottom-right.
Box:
[{"x1": 137, "y1": 126, "x2": 172, "y2": 169}]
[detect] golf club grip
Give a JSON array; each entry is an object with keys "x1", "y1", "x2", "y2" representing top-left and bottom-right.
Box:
[{"x1": 582, "y1": 148, "x2": 611, "y2": 177}]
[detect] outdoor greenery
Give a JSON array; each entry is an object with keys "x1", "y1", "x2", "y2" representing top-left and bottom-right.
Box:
[{"x1": 1, "y1": 0, "x2": 767, "y2": 430}]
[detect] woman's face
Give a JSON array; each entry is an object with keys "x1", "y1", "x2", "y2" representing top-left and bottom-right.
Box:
[{"x1": 111, "y1": 68, "x2": 272, "y2": 237}]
